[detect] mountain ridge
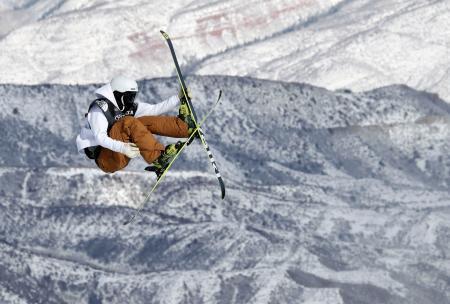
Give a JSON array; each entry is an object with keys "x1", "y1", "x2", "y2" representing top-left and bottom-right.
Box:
[{"x1": 1, "y1": 0, "x2": 449, "y2": 100}]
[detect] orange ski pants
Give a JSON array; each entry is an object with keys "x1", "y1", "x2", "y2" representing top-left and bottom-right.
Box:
[{"x1": 95, "y1": 116, "x2": 189, "y2": 173}]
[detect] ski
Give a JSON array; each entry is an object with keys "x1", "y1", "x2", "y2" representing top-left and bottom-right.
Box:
[
  {"x1": 123, "y1": 91, "x2": 222, "y2": 225},
  {"x1": 160, "y1": 30, "x2": 226, "y2": 199}
]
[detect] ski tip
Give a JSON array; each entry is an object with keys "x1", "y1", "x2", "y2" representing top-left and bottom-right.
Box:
[
  {"x1": 123, "y1": 216, "x2": 134, "y2": 226},
  {"x1": 160, "y1": 30, "x2": 169, "y2": 39},
  {"x1": 215, "y1": 90, "x2": 223, "y2": 105},
  {"x1": 123, "y1": 213, "x2": 137, "y2": 225}
]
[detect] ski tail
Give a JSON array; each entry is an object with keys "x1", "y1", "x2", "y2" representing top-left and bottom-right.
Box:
[{"x1": 203, "y1": 134, "x2": 226, "y2": 199}]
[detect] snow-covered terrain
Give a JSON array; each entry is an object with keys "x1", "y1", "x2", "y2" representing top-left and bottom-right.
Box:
[
  {"x1": 0, "y1": 76, "x2": 449, "y2": 303},
  {"x1": 1, "y1": 1, "x2": 450, "y2": 302},
  {"x1": 0, "y1": 0, "x2": 449, "y2": 100}
]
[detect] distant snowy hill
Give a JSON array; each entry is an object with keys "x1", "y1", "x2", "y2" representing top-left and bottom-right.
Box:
[
  {"x1": 0, "y1": 0, "x2": 449, "y2": 100},
  {"x1": 0, "y1": 76, "x2": 449, "y2": 303}
]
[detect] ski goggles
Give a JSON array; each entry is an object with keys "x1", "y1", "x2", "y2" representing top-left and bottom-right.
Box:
[{"x1": 122, "y1": 91, "x2": 138, "y2": 105}]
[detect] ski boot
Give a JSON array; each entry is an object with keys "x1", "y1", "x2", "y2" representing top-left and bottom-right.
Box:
[
  {"x1": 178, "y1": 87, "x2": 199, "y2": 143},
  {"x1": 145, "y1": 141, "x2": 184, "y2": 179}
]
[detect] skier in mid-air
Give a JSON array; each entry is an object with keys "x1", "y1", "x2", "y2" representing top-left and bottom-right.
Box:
[{"x1": 76, "y1": 75, "x2": 196, "y2": 174}]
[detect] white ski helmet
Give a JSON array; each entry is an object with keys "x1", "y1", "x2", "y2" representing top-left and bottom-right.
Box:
[{"x1": 110, "y1": 75, "x2": 138, "y2": 110}]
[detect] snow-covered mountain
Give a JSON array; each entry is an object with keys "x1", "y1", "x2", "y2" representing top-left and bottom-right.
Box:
[
  {"x1": 0, "y1": 76, "x2": 449, "y2": 303},
  {"x1": 0, "y1": 0, "x2": 449, "y2": 100}
]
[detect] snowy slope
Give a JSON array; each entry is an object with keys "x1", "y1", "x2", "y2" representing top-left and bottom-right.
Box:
[
  {"x1": 0, "y1": 0, "x2": 449, "y2": 100},
  {"x1": 0, "y1": 76, "x2": 449, "y2": 303}
]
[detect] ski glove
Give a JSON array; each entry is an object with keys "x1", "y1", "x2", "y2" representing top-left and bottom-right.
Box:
[
  {"x1": 122, "y1": 143, "x2": 140, "y2": 159},
  {"x1": 178, "y1": 86, "x2": 192, "y2": 100}
]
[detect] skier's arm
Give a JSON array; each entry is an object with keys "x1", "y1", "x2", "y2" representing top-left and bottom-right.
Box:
[
  {"x1": 88, "y1": 106, "x2": 125, "y2": 153},
  {"x1": 135, "y1": 95, "x2": 180, "y2": 117}
]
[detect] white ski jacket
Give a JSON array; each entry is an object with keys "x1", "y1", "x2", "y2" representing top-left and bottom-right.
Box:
[{"x1": 76, "y1": 83, "x2": 180, "y2": 154}]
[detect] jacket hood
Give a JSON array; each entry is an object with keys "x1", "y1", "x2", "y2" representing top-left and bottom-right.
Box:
[{"x1": 95, "y1": 83, "x2": 120, "y2": 109}]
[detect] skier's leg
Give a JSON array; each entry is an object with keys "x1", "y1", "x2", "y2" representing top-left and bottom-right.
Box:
[
  {"x1": 96, "y1": 117, "x2": 138, "y2": 173},
  {"x1": 119, "y1": 116, "x2": 166, "y2": 163},
  {"x1": 96, "y1": 116, "x2": 165, "y2": 172},
  {"x1": 137, "y1": 116, "x2": 189, "y2": 138}
]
